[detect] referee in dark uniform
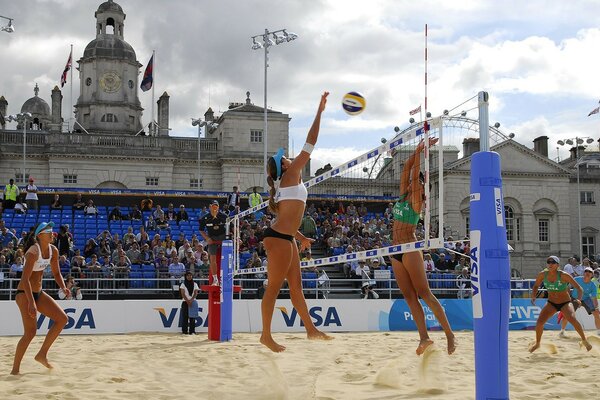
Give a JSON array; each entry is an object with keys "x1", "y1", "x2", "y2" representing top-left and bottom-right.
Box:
[{"x1": 199, "y1": 200, "x2": 228, "y2": 285}]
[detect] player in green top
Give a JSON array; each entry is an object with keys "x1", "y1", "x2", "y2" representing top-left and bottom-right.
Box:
[
  {"x1": 529, "y1": 256, "x2": 592, "y2": 352},
  {"x1": 390, "y1": 137, "x2": 456, "y2": 356}
]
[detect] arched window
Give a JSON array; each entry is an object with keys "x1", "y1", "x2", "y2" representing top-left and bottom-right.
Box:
[
  {"x1": 505, "y1": 205, "x2": 519, "y2": 241},
  {"x1": 106, "y1": 18, "x2": 115, "y2": 34},
  {"x1": 101, "y1": 113, "x2": 118, "y2": 123}
]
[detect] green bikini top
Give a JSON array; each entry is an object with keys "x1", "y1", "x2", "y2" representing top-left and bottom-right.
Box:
[
  {"x1": 543, "y1": 269, "x2": 569, "y2": 292},
  {"x1": 393, "y1": 194, "x2": 420, "y2": 225}
]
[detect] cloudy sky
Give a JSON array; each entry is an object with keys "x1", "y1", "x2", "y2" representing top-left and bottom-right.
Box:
[{"x1": 2, "y1": 0, "x2": 600, "y2": 172}]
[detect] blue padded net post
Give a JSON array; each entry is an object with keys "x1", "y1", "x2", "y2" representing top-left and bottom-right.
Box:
[
  {"x1": 220, "y1": 240, "x2": 234, "y2": 341},
  {"x1": 470, "y1": 91, "x2": 511, "y2": 400}
]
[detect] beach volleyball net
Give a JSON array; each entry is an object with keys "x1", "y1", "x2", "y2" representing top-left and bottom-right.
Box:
[{"x1": 231, "y1": 116, "x2": 447, "y2": 275}]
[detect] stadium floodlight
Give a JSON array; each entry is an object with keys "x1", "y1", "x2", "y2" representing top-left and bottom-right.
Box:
[
  {"x1": 250, "y1": 27, "x2": 298, "y2": 190},
  {"x1": 192, "y1": 117, "x2": 219, "y2": 189},
  {"x1": 1, "y1": 16, "x2": 14, "y2": 33}
]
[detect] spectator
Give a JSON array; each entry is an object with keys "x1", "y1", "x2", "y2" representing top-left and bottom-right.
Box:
[
  {"x1": 175, "y1": 232, "x2": 187, "y2": 249},
  {"x1": 59, "y1": 275, "x2": 83, "y2": 300},
  {"x1": 55, "y1": 225, "x2": 72, "y2": 257},
  {"x1": 176, "y1": 205, "x2": 189, "y2": 223},
  {"x1": 563, "y1": 257, "x2": 576, "y2": 276},
  {"x1": 70, "y1": 249, "x2": 85, "y2": 278},
  {"x1": 108, "y1": 204, "x2": 124, "y2": 221},
  {"x1": 1, "y1": 226, "x2": 18, "y2": 248},
  {"x1": 300, "y1": 212, "x2": 317, "y2": 239},
  {"x1": 248, "y1": 187, "x2": 263, "y2": 209},
  {"x1": 454, "y1": 257, "x2": 468, "y2": 273},
  {"x1": 137, "y1": 244, "x2": 154, "y2": 265},
  {"x1": 169, "y1": 258, "x2": 186, "y2": 287},
  {"x1": 129, "y1": 204, "x2": 142, "y2": 221},
  {"x1": 156, "y1": 216, "x2": 170, "y2": 231},
  {"x1": 165, "y1": 203, "x2": 177, "y2": 222},
  {"x1": 9, "y1": 256, "x2": 24, "y2": 279},
  {"x1": 3, "y1": 178, "x2": 20, "y2": 209},
  {"x1": 573, "y1": 257, "x2": 584, "y2": 277},
  {"x1": 140, "y1": 196, "x2": 153, "y2": 211},
  {"x1": 152, "y1": 204, "x2": 165, "y2": 221},
  {"x1": 361, "y1": 281, "x2": 380, "y2": 299},
  {"x1": 182, "y1": 249, "x2": 199, "y2": 274},
  {"x1": 180, "y1": 271, "x2": 200, "y2": 335},
  {"x1": 122, "y1": 226, "x2": 135, "y2": 244},
  {"x1": 113, "y1": 254, "x2": 131, "y2": 289},
  {"x1": 50, "y1": 194, "x2": 63, "y2": 210},
  {"x1": 257, "y1": 279, "x2": 268, "y2": 299},
  {"x1": 97, "y1": 239, "x2": 111, "y2": 259},
  {"x1": 73, "y1": 193, "x2": 86, "y2": 211},
  {"x1": 83, "y1": 239, "x2": 98, "y2": 258},
  {"x1": 58, "y1": 254, "x2": 71, "y2": 276},
  {"x1": 145, "y1": 215, "x2": 157, "y2": 231},
  {"x1": 227, "y1": 186, "x2": 241, "y2": 211},
  {"x1": 84, "y1": 200, "x2": 98, "y2": 216},
  {"x1": 156, "y1": 256, "x2": 170, "y2": 287},
  {"x1": 100, "y1": 255, "x2": 114, "y2": 281},
  {"x1": 111, "y1": 243, "x2": 125, "y2": 261},
  {"x1": 24, "y1": 178, "x2": 39, "y2": 211},
  {"x1": 423, "y1": 253, "x2": 436, "y2": 272},
  {"x1": 126, "y1": 242, "x2": 141, "y2": 263},
  {"x1": 136, "y1": 226, "x2": 150, "y2": 245}
]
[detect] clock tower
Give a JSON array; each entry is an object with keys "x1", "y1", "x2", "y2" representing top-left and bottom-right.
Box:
[{"x1": 75, "y1": 0, "x2": 143, "y2": 134}]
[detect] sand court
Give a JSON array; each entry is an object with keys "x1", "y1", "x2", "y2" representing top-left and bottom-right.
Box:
[{"x1": 1, "y1": 331, "x2": 599, "y2": 400}]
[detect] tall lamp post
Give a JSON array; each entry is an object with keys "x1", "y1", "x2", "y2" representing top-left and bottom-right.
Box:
[
  {"x1": 250, "y1": 28, "x2": 298, "y2": 189},
  {"x1": 192, "y1": 118, "x2": 218, "y2": 190},
  {"x1": 7, "y1": 112, "x2": 32, "y2": 184},
  {"x1": 0, "y1": 15, "x2": 14, "y2": 33},
  {"x1": 557, "y1": 136, "x2": 596, "y2": 258}
]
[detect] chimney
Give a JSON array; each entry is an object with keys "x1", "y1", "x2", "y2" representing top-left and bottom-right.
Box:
[
  {"x1": 462, "y1": 138, "x2": 480, "y2": 158},
  {"x1": 570, "y1": 146, "x2": 586, "y2": 160},
  {"x1": 157, "y1": 91, "x2": 170, "y2": 137},
  {"x1": 0, "y1": 95, "x2": 7, "y2": 129},
  {"x1": 533, "y1": 135, "x2": 549, "y2": 157},
  {"x1": 50, "y1": 86, "x2": 63, "y2": 133}
]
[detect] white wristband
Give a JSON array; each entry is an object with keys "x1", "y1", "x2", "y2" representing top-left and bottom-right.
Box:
[{"x1": 302, "y1": 142, "x2": 314, "y2": 154}]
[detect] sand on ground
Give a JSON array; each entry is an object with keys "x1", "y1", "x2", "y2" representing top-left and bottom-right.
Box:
[{"x1": 1, "y1": 331, "x2": 599, "y2": 400}]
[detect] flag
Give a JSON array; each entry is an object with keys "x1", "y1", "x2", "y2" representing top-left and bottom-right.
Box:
[
  {"x1": 409, "y1": 105, "x2": 421, "y2": 115},
  {"x1": 60, "y1": 49, "x2": 72, "y2": 88},
  {"x1": 140, "y1": 54, "x2": 154, "y2": 92},
  {"x1": 587, "y1": 106, "x2": 599, "y2": 117}
]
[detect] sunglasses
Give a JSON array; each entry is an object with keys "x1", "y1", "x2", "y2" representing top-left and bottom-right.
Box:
[{"x1": 546, "y1": 260, "x2": 558, "y2": 264}]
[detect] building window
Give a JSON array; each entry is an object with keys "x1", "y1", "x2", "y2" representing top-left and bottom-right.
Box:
[
  {"x1": 465, "y1": 216, "x2": 470, "y2": 237},
  {"x1": 250, "y1": 130, "x2": 263, "y2": 143},
  {"x1": 383, "y1": 192, "x2": 392, "y2": 197},
  {"x1": 101, "y1": 113, "x2": 118, "y2": 123},
  {"x1": 505, "y1": 206, "x2": 514, "y2": 241},
  {"x1": 189, "y1": 178, "x2": 203, "y2": 189},
  {"x1": 582, "y1": 236, "x2": 595, "y2": 257},
  {"x1": 63, "y1": 174, "x2": 77, "y2": 184},
  {"x1": 15, "y1": 173, "x2": 30, "y2": 183},
  {"x1": 580, "y1": 191, "x2": 595, "y2": 204},
  {"x1": 146, "y1": 177, "x2": 159, "y2": 186},
  {"x1": 538, "y1": 219, "x2": 549, "y2": 242}
]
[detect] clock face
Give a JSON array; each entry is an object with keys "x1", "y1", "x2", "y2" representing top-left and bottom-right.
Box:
[{"x1": 100, "y1": 72, "x2": 121, "y2": 93}]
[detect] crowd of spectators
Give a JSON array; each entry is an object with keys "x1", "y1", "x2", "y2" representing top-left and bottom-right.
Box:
[{"x1": 2, "y1": 185, "x2": 600, "y2": 298}]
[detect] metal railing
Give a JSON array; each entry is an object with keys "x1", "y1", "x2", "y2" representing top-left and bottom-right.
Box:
[{"x1": 0, "y1": 276, "x2": 540, "y2": 301}]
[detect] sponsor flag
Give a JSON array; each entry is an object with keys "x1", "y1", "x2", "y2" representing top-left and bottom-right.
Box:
[
  {"x1": 409, "y1": 105, "x2": 421, "y2": 115},
  {"x1": 60, "y1": 49, "x2": 72, "y2": 87},
  {"x1": 140, "y1": 54, "x2": 154, "y2": 92},
  {"x1": 588, "y1": 106, "x2": 599, "y2": 117}
]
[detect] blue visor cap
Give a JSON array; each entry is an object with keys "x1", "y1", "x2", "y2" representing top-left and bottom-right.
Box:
[
  {"x1": 35, "y1": 221, "x2": 55, "y2": 236},
  {"x1": 272, "y1": 148, "x2": 285, "y2": 180}
]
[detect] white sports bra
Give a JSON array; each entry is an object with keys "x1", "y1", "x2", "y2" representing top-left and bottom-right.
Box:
[
  {"x1": 32, "y1": 243, "x2": 52, "y2": 272},
  {"x1": 275, "y1": 180, "x2": 308, "y2": 203}
]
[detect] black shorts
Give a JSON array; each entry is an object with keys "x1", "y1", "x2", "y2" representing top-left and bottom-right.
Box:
[
  {"x1": 548, "y1": 300, "x2": 571, "y2": 312},
  {"x1": 207, "y1": 234, "x2": 226, "y2": 255},
  {"x1": 582, "y1": 298, "x2": 598, "y2": 315},
  {"x1": 15, "y1": 290, "x2": 42, "y2": 303},
  {"x1": 391, "y1": 253, "x2": 403, "y2": 262},
  {"x1": 263, "y1": 227, "x2": 294, "y2": 242}
]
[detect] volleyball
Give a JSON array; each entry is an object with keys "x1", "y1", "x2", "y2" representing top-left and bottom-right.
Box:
[{"x1": 342, "y1": 92, "x2": 366, "y2": 115}]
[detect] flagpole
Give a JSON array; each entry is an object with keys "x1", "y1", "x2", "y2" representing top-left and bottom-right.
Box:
[
  {"x1": 69, "y1": 44, "x2": 73, "y2": 133},
  {"x1": 151, "y1": 49, "x2": 155, "y2": 135}
]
